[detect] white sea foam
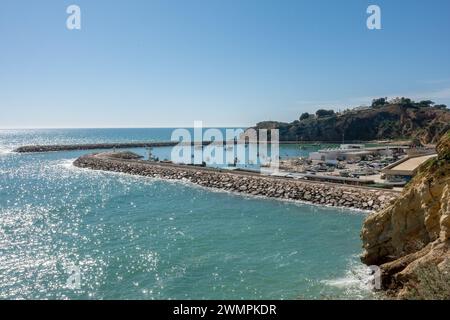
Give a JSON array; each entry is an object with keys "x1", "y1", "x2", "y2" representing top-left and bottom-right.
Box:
[
  {"x1": 0, "y1": 147, "x2": 13, "y2": 155},
  {"x1": 69, "y1": 165, "x2": 371, "y2": 214},
  {"x1": 195, "y1": 184, "x2": 370, "y2": 214},
  {"x1": 56, "y1": 158, "x2": 77, "y2": 170},
  {"x1": 321, "y1": 258, "x2": 377, "y2": 299}
]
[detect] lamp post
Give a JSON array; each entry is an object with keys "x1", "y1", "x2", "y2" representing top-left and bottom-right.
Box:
[{"x1": 147, "y1": 147, "x2": 153, "y2": 161}]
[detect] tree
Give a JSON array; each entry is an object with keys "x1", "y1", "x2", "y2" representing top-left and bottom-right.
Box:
[
  {"x1": 417, "y1": 100, "x2": 435, "y2": 108},
  {"x1": 391, "y1": 97, "x2": 412, "y2": 105},
  {"x1": 315, "y1": 109, "x2": 335, "y2": 118},
  {"x1": 391, "y1": 97, "x2": 414, "y2": 109},
  {"x1": 300, "y1": 112, "x2": 311, "y2": 121},
  {"x1": 371, "y1": 97, "x2": 388, "y2": 108},
  {"x1": 435, "y1": 104, "x2": 448, "y2": 109}
]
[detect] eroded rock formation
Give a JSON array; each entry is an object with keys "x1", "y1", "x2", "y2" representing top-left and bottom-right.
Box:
[{"x1": 361, "y1": 131, "x2": 450, "y2": 299}]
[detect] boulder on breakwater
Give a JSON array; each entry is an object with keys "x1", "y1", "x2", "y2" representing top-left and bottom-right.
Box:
[
  {"x1": 101, "y1": 151, "x2": 143, "y2": 160},
  {"x1": 73, "y1": 152, "x2": 398, "y2": 212}
]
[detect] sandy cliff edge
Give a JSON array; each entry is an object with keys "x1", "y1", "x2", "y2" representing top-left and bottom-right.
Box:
[{"x1": 361, "y1": 131, "x2": 450, "y2": 299}]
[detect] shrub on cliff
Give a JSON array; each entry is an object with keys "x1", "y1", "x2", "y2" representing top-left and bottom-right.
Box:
[
  {"x1": 417, "y1": 100, "x2": 435, "y2": 108},
  {"x1": 315, "y1": 109, "x2": 335, "y2": 118},
  {"x1": 371, "y1": 97, "x2": 388, "y2": 108},
  {"x1": 412, "y1": 130, "x2": 450, "y2": 184},
  {"x1": 403, "y1": 263, "x2": 450, "y2": 300},
  {"x1": 437, "y1": 130, "x2": 450, "y2": 161},
  {"x1": 300, "y1": 112, "x2": 311, "y2": 121}
]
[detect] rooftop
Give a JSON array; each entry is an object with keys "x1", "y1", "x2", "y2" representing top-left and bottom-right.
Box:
[
  {"x1": 390, "y1": 154, "x2": 436, "y2": 171},
  {"x1": 383, "y1": 154, "x2": 437, "y2": 176}
]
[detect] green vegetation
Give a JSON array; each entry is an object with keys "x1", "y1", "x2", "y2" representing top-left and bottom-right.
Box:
[
  {"x1": 253, "y1": 97, "x2": 450, "y2": 143},
  {"x1": 403, "y1": 263, "x2": 450, "y2": 300},
  {"x1": 408, "y1": 130, "x2": 450, "y2": 188},
  {"x1": 371, "y1": 97, "x2": 388, "y2": 108},
  {"x1": 315, "y1": 109, "x2": 335, "y2": 118},
  {"x1": 300, "y1": 112, "x2": 311, "y2": 121},
  {"x1": 417, "y1": 100, "x2": 435, "y2": 108}
]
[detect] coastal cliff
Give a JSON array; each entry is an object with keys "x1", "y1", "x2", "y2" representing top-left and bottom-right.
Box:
[
  {"x1": 252, "y1": 98, "x2": 450, "y2": 144},
  {"x1": 361, "y1": 131, "x2": 450, "y2": 299}
]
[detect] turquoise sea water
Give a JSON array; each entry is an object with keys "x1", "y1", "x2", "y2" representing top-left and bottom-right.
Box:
[{"x1": 0, "y1": 129, "x2": 372, "y2": 299}]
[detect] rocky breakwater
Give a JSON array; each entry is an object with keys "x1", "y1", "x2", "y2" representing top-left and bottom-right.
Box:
[
  {"x1": 73, "y1": 152, "x2": 397, "y2": 212},
  {"x1": 361, "y1": 131, "x2": 450, "y2": 299},
  {"x1": 14, "y1": 141, "x2": 211, "y2": 153}
]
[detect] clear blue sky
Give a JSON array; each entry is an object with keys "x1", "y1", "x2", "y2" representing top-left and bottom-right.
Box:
[{"x1": 1, "y1": 0, "x2": 450, "y2": 128}]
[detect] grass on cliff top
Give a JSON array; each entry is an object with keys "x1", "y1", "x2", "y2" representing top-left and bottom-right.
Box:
[
  {"x1": 403, "y1": 263, "x2": 450, "y2": 300},
  {"x1": 412, "y1": 130, "x2": 450, "y2": 178},
  {"x1": 412, "y1": 157, "x2": 450, "y2": 184},
  {"x1": 439, "y1": 131, "x2": 450, "y2": 154}
]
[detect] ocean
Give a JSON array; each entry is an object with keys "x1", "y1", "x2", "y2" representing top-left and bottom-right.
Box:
[{"x1": 0, "y1": 128, "x2": 373, "y2": 299}]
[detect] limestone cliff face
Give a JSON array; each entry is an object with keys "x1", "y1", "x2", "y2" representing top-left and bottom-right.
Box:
[
  {"x1": 254, "y1": 104, "x2": 450, "y2": 144},
  {"x1": 361, "y1": 131, "x2": 450, "y2": 299}
]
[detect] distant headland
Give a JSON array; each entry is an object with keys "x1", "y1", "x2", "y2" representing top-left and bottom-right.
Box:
[{"x1": 252, "y1": 97, "x2": 450, "y2": 144}]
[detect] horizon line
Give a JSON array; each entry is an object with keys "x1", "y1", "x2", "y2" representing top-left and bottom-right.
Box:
[{"x1": 0, "y1": 125, "x2": 252, "y2": 130}]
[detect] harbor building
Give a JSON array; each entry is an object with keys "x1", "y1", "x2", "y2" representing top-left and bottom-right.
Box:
[{"x1": 382, "y1": 154, "x2": 437, "y2": 182}]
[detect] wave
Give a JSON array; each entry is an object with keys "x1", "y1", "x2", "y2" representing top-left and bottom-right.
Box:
[
  {"x1": 321, "y1": 257, "x2": 378, "y2": 299},
  {"x1": 0, "y1": 147, "x2": 13, "y2": 155},
  {"x1": 193, "y1": 184, "x2": 370, "y2": 214},
  {"x1": 56, "y1": 158, "x2": 78, "y2": 170}
]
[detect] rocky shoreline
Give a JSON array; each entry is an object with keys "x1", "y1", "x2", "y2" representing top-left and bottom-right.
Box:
[{"x1": 73, "y1": 152, "x2": 399, "y2": 212}]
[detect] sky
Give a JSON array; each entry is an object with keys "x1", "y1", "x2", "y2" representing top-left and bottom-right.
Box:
[{"x1": 1, "y1": 0, "x2": 450, "y2": 128}]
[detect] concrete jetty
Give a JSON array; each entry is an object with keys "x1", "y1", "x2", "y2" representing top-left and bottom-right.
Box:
[{"x1": 73, "y1": 152, "x2": 399, "y2": 211}]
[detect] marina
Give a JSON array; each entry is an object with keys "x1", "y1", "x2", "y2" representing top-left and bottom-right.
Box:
[{"x1": 276, "y1": 143, "x2": 437, "y2": 188}]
